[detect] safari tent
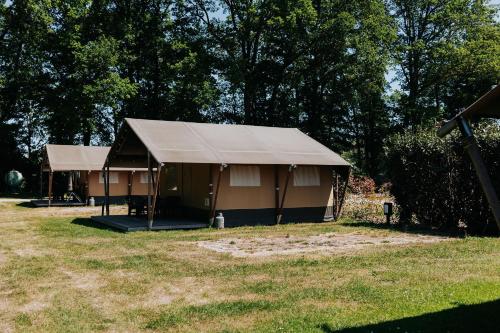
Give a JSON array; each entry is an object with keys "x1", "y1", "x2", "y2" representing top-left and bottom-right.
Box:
[
  {"x1": 92, "y1": 118, "x2": 350, "y2": 231},
  {"x1": 34, "y1": 144, "x2": 150, "y2": 207}
]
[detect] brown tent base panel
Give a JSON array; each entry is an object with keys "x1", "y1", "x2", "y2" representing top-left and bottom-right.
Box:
[
  {"x1": 91, "y1": 215, "x2": 208, "y2": 232},
  {"x1": 30, "y1": 200, "x2": 86, "y2": 207},
  {"x1": 221, "y1": 206, "x2": 334, "y2": 227}
]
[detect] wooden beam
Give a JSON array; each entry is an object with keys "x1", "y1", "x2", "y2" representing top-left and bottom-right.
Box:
[
  {"x1": 128, "y1": 171, "x2": 133, "y2": 197},
  {"x1": 150, "y1": 163, "x2": 163, "y2": 226},
  {"x1": 85, "y1": 171, "x2": 90, "y2": 203},
  {"x1": 48, "y1": 171, "x2": 53, "y2": 207},
  {"x1": 335, "y1": 171, "x2": 340, "y2": 219},
  {"x1": 147, "y1": 151, "x2": 152, "y2": 230},
  {"x1": 277, "y1": 164, "x2": 295, "y2": 224},
  {"x1": 336, "y1": 167, "x2": 350, "y2": 219},
  {"x1": 274, "y1": 165, "x2": 280, "y2": 224},
  {"x1": 40, "y1": 164, "x2": 43, "y2": 199},
  {"x1": 105, "y1": 160, "x2": 110, "y2": 216},
  {"x1": 457, "y1": 117, "x2": 500, "y2": 229},
  {"x1": 101, "y1": 167, "x2": 106, "y2": 216},
  {"x1": 208, "y1": 164, "x2": 213, "y2": 220},
  {"x1": 210, "y1": 164, "x2": 226, "y2": 227}
]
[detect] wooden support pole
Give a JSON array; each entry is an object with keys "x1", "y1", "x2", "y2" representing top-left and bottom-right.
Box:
[
  {"x1": 101, "y1": 167, "x2": 106, "y2": 216},
  {"x1": 150, "y1": 163, "x2": 163, "y2": 226},
  {"x1": 208, "y1": 164, "x2": 213, "y2": 219},
  {"x1": 40, "y1": 164, "x2": 43, "y2": 199},
  {"x1": 277, "y1": 164, "x2": 295, "y2": 224},
  {"x1": 48, "y1": 171, "x2": 53, "y2": 207},
  {"x1": 128, "y1": 171, "x2": 133, "y2": 197},
  {"x1": 458, "y1": 117, "x2": 500, "y2": 229},
  {"x1": 85, "y1": 171, "x2": 90, "y2": 203},
  {"x1": 335, "y1": 171, "x2": 340, "y2": 219},
  {"x1": 336, "y1": 167, "x2": 350, "y2": 219},
  {"x1": 147, "y1": 151, "x2": 152, "y2": 230},
  {"x1": 274, "y1": 165, "x2": 280, "y2": 224},
  {"x1": 210, "y1": 164, "x2": 226, "y2": 227},
  {"x1": 106, "y1": 160, "x2": 110, "y2": 216}
]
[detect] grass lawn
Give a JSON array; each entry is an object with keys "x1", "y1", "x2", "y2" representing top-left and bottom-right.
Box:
[{"x1": 0, "y1": 201, "x2": 498, "y2": 332}]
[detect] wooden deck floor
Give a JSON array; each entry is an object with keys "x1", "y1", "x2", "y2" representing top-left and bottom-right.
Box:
[
  {"x1": 31, "y1": 200, "x2": 86, "y2": 207},
  {"x1": 91, "y1": 215, "x2": 208, "y2": 232}
]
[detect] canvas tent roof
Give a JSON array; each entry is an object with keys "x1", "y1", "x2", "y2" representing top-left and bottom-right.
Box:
[
  {"x1": 438, "y1": 85, "x2": 499, "y2": 137},
  {"x1": 44, "y1": 144, "x2": 145, "y2": 172},
  {"x1": 457, "y1": 84, "x2": 499, "y2": 120},
  {"x1": 109, "y1": 118, "x2": 350, "y2": 167}
]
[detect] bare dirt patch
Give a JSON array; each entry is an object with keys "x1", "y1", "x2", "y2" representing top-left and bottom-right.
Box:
[
  {"x1": 61, "y1": 269, "x2": 103, "y2": 291},
  {"x1": 198, "y1": 232, "x2": 451, "y2": 257}
]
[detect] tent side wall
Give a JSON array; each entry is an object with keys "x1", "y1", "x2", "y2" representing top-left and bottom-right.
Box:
[
  {"x1": 88, "y1": 171, "x2": 152, "y2": 204},
  {"x1": 213, "y1": 165, "x2": 335, "y2": 227}
]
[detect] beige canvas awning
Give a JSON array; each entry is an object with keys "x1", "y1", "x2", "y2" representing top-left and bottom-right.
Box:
[
  {"x1": 458, "y1": 84, "x2": 499, "y2": 120},
  {"x1": 109, "y1": 118, "x2": 350, "y2": 167},
  {"x1": 44, "y1": 144, "x2": 147, "y2": 172},
  {"x1": 438, "y1": 85, "x2": 499, "y2": 137}
]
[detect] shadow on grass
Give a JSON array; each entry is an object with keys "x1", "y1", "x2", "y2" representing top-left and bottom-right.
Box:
[
  {"x1": 320, "y1": 299, "x2": 500, "y2": 333},
  {"x1": 339, "y1": 220, "x2": 456, "y2": 237},
  {"x1": 71, "y1": 217, "x2": 125, "y2": 233},
  {"x1": 0, "y1": 192, "x2": 35, "y2": 199},
  {"x1": 16, "y1": 201, "x2": 36, "y2": 208}
]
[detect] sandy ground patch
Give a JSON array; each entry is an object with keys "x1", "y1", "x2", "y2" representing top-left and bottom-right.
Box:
[
  {"x1": 198, "y1": 232, "x2": 451, "y2": 257},
  {"x1": 61, "y1": 269, "x2": 103, "y2": 290}
]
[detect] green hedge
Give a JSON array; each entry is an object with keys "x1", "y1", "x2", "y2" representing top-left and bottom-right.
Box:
[{"x1": 385, "y1": 123, "x2": 499, "y2": 234}]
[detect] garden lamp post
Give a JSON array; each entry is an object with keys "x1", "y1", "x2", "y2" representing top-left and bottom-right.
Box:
[{"x1": 383, "y1": 202, "x2": 393, "y2": 225}]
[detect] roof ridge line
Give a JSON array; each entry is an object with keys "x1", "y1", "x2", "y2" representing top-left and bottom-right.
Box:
[{"x1": 183, "y1": 123, "x2": 223, "y2": 163}]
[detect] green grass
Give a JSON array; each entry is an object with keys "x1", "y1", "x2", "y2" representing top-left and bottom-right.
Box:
[{"x1": 0, "y1": 201, "x2": 498, "y2": 332}]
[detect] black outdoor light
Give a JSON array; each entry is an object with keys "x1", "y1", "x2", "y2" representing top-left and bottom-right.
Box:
[{"x1": 383, "y1": 202, "x2": 393, "y2": 225}]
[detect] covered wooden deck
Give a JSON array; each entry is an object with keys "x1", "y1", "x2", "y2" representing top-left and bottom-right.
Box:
[{"x1": 91, "y1": 215, "x2": 208, "y2": 232}]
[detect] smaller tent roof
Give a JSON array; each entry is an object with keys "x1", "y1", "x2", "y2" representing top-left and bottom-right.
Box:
[
  {"x1": 438, "y1": 85, "x2": 499, "y2": 137},
  {"x1": 44, "y1": 144, "x2": 146, "y2": 172},
  {"x1": 109, "y1": 118, "x2": 350, "y2": 167}
]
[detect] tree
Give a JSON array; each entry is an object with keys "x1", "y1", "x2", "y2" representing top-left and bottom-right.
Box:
[
  {"x1": 389, "y1": 0, "x2": 499, "y2": 128},
  {"x1": 43, "y1": 0, "x2": 137, "y2": 145},
  {"x1": 106, "y1": 0, "x2": 218, "y2": 123},
  {"x1": 193, "y1": 0, "x2": 394, "y2": 178}
]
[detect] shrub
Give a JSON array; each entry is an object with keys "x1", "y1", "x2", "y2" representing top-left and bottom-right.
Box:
[
  {"x1": 348, "y1": 175, "x2": 376, "y2": 194},
  {"x1": 343, "y1": 193, "x2": 397, "y2": 224},
  {"x1": 385, "y1": 123, "x2": 499, "y2": 234}
]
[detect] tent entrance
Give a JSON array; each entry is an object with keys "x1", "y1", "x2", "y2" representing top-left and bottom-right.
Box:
[
  {"x1": 93, "y1": 163, "x2": 211, "y2": 231},
  {"x1": 156, "y1": 163, "x2": 211, "y2": 223}
]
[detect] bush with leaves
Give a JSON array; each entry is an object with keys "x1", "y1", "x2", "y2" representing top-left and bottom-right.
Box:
[
  {"x1": 348, "y1": 174, "x2": 376, "y2": 195},
  {"x1": 385, "y1": 123, "x2": 499, "y2": 234}
]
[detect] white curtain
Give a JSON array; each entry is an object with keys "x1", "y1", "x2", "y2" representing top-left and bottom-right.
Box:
[
  {"x1": 139, "y1": 171, "x2": 150, "y2": 184},
  {"x1": 99, "y1": 171, "x2": 119, "y2": 184},
  {"x1": 230, "y1": 165, "x2": 261, "y2": 187},
  {"x1": 293, "y1": 166, "x2": 320, "y2": 186}
]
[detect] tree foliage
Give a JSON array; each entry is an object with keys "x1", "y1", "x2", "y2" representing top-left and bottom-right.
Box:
[
  {"x1": 389, "y1": 0, "x2": 500, "y2": 128},
  {"x1": 0, "y1": 0, "x2": 498, "y2": 189},
  {"x1": 386, "y1": 123, "x2": 500, "y2": 234}
]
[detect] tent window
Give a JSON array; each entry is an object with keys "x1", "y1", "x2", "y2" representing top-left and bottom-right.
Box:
[
  {"x1": 230, "y1": 165, "x2": 261, "y2": 187},
  {"x1": 99, "y1": 172, "x2": 119, "y2": 184},
  {"x1": 293, "y1": 166, "x2": 320, "y2": 186},
  {"x1": 139, "y1": 171, "x2": 151, "y2": 184}
]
